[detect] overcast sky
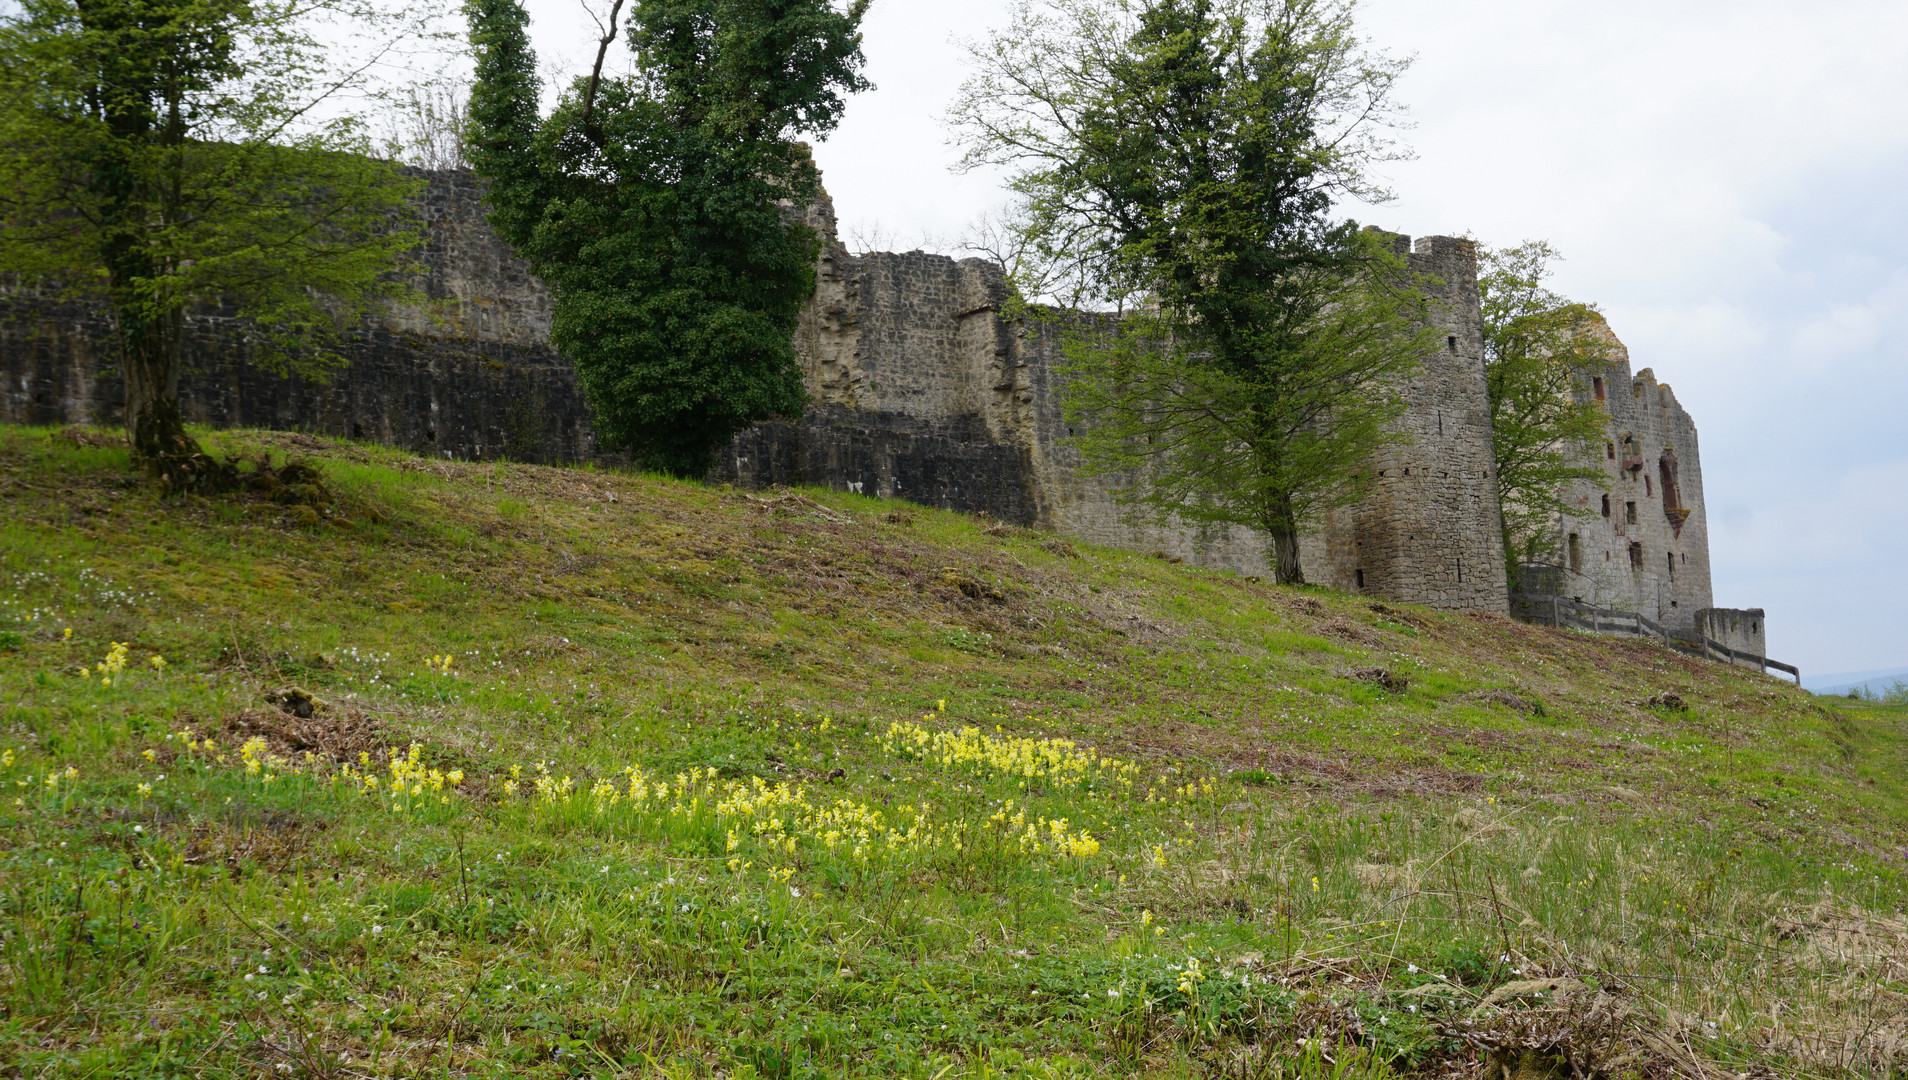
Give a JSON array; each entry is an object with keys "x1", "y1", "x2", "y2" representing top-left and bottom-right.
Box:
[{"x1": 517, "y1": 0, "x2": 1908, "y2": 676}]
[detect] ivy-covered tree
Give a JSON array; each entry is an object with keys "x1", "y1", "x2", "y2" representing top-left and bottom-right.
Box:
[
  {"x1": 949, "y1": 0, "x2": 1438, "y2": 584},
  {"x1": 464, "y1": 0, "x2": 871, "y2": 476},
  {"x1": 1478, "y1": 240, "x2": 1613, "y2": 581},
  {"x1": 0, "y1": 0, "x2": 431, "y2": 486}
]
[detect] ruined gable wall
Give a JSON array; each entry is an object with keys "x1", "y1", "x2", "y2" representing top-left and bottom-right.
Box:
[{"x1": 1546, "y1": 317, "x2": 1714, "y2": 630}]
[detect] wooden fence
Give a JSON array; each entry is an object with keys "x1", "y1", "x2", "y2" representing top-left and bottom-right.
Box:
[{"x1": 1509, "y1": 594, "x2": 1800, "y2": 684}]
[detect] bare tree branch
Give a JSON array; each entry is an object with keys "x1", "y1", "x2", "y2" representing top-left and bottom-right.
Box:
[{"x1": 579, "y1": 0, "x2": 628, "y2": 129}]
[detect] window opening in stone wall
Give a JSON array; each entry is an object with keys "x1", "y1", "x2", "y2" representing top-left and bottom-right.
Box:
[
  {"x1": 1456, "y1": 555, "x2": 1463, "y2": 583},
  {"x1": 1356, "y1": 569, "x2": 1365, "y2": 589},
  {"x1": 1645, "y1": 474, "x2": 1652, "y2": 497},
  {"x1": 1593, "y1": 377, "x2": 1605, "y2": 400},
  {"x1": 1568, "y1": 533, "x2": 1581, "y2": 572},
  {"x1": 1629, "y1": 542, "x2": 1642, "y2": 570},
  {"x1": 1447, "y1": 335, "x2": 1457, "y2": 352},
  {"x1": 1602, "y1": 494, "x2": 1611, "y2": 518},
  {"x1": 1659, "y1": 453, "x2": 1683, "y2": 505},
  {"x1": 1625, "y1": 501, "x2": 1637, "y2": 524},
  {"x1": 1666, "y1": 551, "x2": 1675, "y2": 580},
  {"x1": 1606, "y1": 442, "x2": 1615, "y2": 460}
]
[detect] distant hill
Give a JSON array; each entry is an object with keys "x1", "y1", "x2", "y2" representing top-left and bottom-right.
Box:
[{"x1": 1804, "y1": 665, "x2": 1908, "y2": 696}]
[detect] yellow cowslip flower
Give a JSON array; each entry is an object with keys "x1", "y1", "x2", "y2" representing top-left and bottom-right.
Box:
[
  {"x1": 1140, "y1": 909, "x2": 1153, "y2": 927},
  {"x1": 1152, "y1": 845, "x2": 1167, "y2": 868},
  {"x1": 142, "y1": 749, "x2": 156, "y2": 763},
  {"x1": 149, "y1": 656, "x2": 167, "y2": 671},
  {"x1": 63, "y1": 628, "x2": 72, "y2": 641},
  {"x1": 137, "y1": 782, "x2": 152, "y2": 797},
  {"x1": 1311, "y1": 877, "x2": 1320, "y2": 892}
]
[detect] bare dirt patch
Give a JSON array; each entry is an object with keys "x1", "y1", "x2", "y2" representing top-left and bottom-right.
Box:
[{"x1": 222, "y1": 701, "x2": 393, "y2": 764}]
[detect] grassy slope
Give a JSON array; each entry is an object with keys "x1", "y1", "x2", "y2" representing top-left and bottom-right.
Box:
[{"x1": 0, "y1": 426, "x2": 1902, "y2": 1080}]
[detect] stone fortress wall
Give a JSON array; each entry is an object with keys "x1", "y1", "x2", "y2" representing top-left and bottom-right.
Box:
[
  {"x1": 723, "y1": 211, "x2": 1509, "y2": 613},
  {"x1": 0, "y1": 169, "x2": 604, "y2": 466},
  {"x1": 1542, "y1": 314, "x2": 1716, "y2": 632},
  {"x1": 3, "y1": 166, "x2": 1752, "y2": 626}
]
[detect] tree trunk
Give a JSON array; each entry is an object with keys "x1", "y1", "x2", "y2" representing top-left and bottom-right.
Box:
[
  {"x1": 1271, "y1": 526, "x2": 1304, "y2": 586},
  {"x1": 120, "y1": 306, "x2": 192, "y2": 460},
  {"x1": 1266, "y1": 488, "x2": 1305, "y2": 585},
  {"x1": 115, "y1": 298, "x2": 223, "y2": 490}
]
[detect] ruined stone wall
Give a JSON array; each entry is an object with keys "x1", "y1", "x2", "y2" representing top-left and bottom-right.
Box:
[
  {"x1": 0, "y1": 169, "x2": 609, "y2": 466},
  {"x1": 1696, "y1": 607, "x2": 1766, "y2": 666},
  {"x1": 721, "y1": 230, "x2": 1509, "y2": 613},
  {"x1": 2, "y1": 167, "x2": 1513, "y2": 612},
  {"x1": 718, "y1": 241, "x2": 1047, "y2": 521},
  {"x1": 1546, "y1": 316, "x2": 1714, "y2": 631}
]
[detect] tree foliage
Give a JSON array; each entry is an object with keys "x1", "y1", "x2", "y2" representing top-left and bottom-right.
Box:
[
  {"x1": 464, "y1": 0, "x2": 871, "y2": 476},
  {"x1": 950, "y1": 0, "x2": 1437, "y2": 583},
  {"x1": 0, "y1": 0, "x2": 432, "y2": 481},
  {"x1": 1478, "y1": 240, "x2": 1614, "y2": 579}
]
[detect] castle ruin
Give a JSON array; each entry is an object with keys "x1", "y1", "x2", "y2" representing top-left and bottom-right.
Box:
[{"x1": 0, "y1": 168, "x2": 1769, "y2": 646}]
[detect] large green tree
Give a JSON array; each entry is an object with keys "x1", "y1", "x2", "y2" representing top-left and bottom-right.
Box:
[
  {"x1": 1477, "y1": 240, "x2": 1613, "y2": 582},
  {"x1": 464, "y1": 0, "x2": 871, "y2": 476},
  {"x1": 0, "y1": 0, "x2": 431, "y2": 485},
  {"x1": 950, "y1": 0, "x2": 1437, "y2": 584}
]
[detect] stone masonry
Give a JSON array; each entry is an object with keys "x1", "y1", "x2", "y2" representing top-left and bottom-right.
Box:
[
  {"x1": 0, "y1": 166, "x2": 1740, "y2": 622},
  {"x1": 0, "y1": 169, "x2": 605, "y2": 466},
  {"x1": 720, "y1": 223, "x2": 1509, "y2": 612},
  {"x1": 1542, "y1": 314, "x2": 1714, "y2": 631}
]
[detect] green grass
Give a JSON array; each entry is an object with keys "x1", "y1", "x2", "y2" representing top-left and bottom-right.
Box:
[{"x1": 0, "y1": 425, "x2": 1903, "y2": 1079}]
